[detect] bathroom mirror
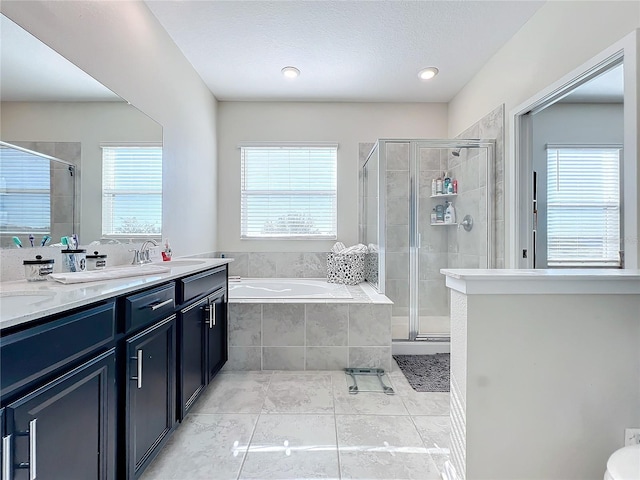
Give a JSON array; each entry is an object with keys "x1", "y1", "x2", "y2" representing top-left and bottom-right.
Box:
[{"x1": 0, "y1": 14, "x2": 163, "y2": 248}]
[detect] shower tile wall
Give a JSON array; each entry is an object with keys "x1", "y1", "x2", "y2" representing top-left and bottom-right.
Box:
[{"x1": 455, "y1": 104, "x2": 505, "y2": 268}]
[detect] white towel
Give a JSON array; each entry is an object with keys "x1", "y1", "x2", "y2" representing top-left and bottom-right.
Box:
[
  {"x1": 49, "y1": 264, "x2": 171, "y2": 284},
  {"x1": 331, "y1": 242, "x2": 346, "y2": 253},
  {"x1": 341, "y1": 243, "x2": 368, "y2": 254}
]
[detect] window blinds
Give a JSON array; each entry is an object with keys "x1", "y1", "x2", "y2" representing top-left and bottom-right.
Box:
[
  {"x1": 240, "y1": 145, "x2": 337, "y2": 239},
  {"x1": 0, "y1": 147, "x2": 50, "y2": 232},
  {"x1": 101, "y1": 146, "x2": 162, "y2": 236},
  {"x1": 546, "y1": 147, "x2": 621, "y2": 267}
]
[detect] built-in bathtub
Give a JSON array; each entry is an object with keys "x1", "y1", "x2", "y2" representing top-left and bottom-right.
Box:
[{"x1": 226, "y1": 278, "x2": 393, "y2": 371}]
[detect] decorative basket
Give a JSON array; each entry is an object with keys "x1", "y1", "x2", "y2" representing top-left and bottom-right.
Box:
[{"x1": 326, "y1": 252, "x2": 365, "y2": 285}]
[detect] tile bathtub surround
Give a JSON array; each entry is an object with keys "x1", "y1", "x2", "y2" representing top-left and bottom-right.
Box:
[
  {"x1": 227, "y1": 302, "x2": 392, "y2": 371},
  {"x1": 220, "y1": 252, "x2": 328, "y2": 278},
  {"x1": 141, "y1": 368, "x2": 450, "y2": 480}
]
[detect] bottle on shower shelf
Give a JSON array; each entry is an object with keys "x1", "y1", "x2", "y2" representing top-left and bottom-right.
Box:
[
  {"x1": 443, "y1": 172, "x2": 451, "y2": 194},
  {"x1": 436, "y1": 176, "x2": 443, "y2": 195},
  {"x1": 453, "y1": 179, "x2": 458, "y2": 194},
  {"x1": 444, "y1": 201, "x2": 456, "y2": 224}
]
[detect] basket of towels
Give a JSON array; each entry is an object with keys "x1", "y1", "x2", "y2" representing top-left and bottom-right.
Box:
[{"x1": 327, "y1": 242, "x2": 367, "y2": 285}]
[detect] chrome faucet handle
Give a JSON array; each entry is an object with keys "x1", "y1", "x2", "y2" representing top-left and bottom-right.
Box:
[{"x1": 129, "y1": 249, "x2": 142, "y2": 265}]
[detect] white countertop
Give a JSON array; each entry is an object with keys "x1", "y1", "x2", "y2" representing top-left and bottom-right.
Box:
[
  {"x1": 0, "y1": 258, "x2": 233, "y2": 330},
  {"x1": 440, "y1": 268, "x2": 640, "y2": 295}
]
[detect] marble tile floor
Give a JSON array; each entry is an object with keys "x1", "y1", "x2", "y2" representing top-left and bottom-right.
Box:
[{"x1": 141, "y1": 363, "x2": 451, "y2": 480}]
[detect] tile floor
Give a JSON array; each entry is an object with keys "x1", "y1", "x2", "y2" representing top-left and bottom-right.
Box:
[{"x1": 141, "y1": 364, "x2": 450, "y2": 480}]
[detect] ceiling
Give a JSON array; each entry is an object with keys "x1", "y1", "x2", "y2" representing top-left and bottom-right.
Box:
[
  {"x1": 145, "y1": 0, "x2": 545, "y2": 103},
  {"x1": 0, "y1": 2, "x2": 625, "y2": 105}
]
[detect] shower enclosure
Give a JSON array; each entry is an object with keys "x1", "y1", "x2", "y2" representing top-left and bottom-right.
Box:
[{"x1": 360, "y1": 139, "x2": 494, "y2": 342}]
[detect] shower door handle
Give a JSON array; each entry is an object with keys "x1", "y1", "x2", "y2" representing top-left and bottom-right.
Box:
[{"x1": 417, "y1": 233, "x2": 421, "y2": 249}]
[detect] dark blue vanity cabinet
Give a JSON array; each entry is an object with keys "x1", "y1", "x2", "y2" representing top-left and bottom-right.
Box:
[
  {"x1": 206, "y1": 289, "x2": 228, "y2": 383},
  {"x1": 0, "y1": 302, "x2": 117, "y2": 480},
  {"x1": 176, "y1": 266, "x2": 227, "y2": 420},
  {"x1": 0, "y1": 263, "x2": 228, "y2": 480},
  {"x1": 122, "y1": 283, "x2": 176, "y2": 479}
]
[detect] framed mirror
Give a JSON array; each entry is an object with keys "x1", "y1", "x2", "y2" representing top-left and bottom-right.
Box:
[{"x1": 0, "y1": 14, "x2": 163, "y2": 248}]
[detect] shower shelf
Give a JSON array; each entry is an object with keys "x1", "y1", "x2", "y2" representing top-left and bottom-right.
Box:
[
  {"x1": 431, "y1": 223, "x2": 458, "y2": 226},
  {"x1": 430, "y1": 193, "x2": 458, "y2": 198}
]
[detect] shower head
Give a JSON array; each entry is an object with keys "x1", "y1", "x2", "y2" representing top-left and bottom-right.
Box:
[{"x1": 451, "y1": 148, "x2": 461, "y2": 157}]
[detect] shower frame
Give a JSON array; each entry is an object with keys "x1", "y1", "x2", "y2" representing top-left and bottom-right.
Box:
[{"x1": 363, "y1": 138, "x2": 495, "y2": 342}]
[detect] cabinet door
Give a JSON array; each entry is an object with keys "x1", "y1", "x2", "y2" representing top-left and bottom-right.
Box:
[
  {"x1": 5, "y1": 349, "x2": 116, "y2": 480},
  {"x1": 126, "y1": 315, "x2": 176, "y2": 478},
  {"x1": 178, "y1": 298, "x2": 207, "y2": 420},
  {"x1": 1, "y1": 408, "x2": 7, "y2": 480},
  {"x1": 206, "y1": 292, "x2": 228, "y2": 382}
]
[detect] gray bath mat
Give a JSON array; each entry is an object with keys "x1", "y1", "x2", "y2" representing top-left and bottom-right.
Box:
[{"x1": 393, "y1": 354, "x2": 450, "y2": 392}]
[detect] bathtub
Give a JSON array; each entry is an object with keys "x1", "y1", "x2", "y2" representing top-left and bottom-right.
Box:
[{"x1": 228, "y1": 278, "x2": 352, "y2": 299}]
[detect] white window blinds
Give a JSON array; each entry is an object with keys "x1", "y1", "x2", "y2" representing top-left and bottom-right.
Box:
[
  {"x1": 240, "y1": 145, "x2": 337, "y2": 239},
  {"x1": 0, "y1": 147, "x2": 51, "y2": 233},
  {"x1": 102, "y1": 146, "x2": 162, "y2": 237},
  {"x1": 546, "y1": 146, "x2": 621, "y2": 267}
]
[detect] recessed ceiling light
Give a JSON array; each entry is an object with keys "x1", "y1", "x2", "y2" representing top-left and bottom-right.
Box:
[
  {"x1": 281, "y1": 66, "x2": 300, "y2": 79},
  {"x1": 418, "y1": 67, "x2": 439, "y2": 81}
]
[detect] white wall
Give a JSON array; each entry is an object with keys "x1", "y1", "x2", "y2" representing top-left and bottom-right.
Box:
[
  {"x1": 450, "y1": 289, "x2": 640, "y2": 479},
  {"x1": 447, "y1": 1, "x2": 640, "y2": 265},
  {"x1": 217, "y1": 101, "x2": 448, "y2": 252},
  {"x1": 1, "y1": 1, "x2": 219, "y2": 256},
  {"x1": 532, "y1": 103, "x2": 624, "y2": 267},
  {"x1": 1, "y1": 101, "x2": 162, "y2": 243}
]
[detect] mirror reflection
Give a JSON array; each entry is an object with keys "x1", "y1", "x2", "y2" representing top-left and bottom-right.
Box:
[
  {"x1": 0, "y1": 14, "x2": 163, "y2": 248},
  {"x1": 0, "y1": 141, "x2": 76, "y2": 248}
]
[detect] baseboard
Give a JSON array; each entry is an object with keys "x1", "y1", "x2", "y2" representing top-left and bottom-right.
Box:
[{"x1": 392, "y1": 340, "x2": 450, "y2": 355}]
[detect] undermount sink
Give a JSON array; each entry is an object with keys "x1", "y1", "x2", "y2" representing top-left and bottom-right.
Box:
[
  {"x1": 166, "y1": 260, "x2": 206, "y2": 267},
  {"x1": 0, "y1": 291, "x2": 55, "y2": 310}
]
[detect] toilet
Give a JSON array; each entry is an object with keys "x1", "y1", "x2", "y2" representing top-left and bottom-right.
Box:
[{"x1": 604, "y1": 444, "x2": 640, "y2": 480}]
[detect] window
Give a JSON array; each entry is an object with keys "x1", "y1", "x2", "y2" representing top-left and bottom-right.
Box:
[
  {"x1": 101, "y1": 145, "x2": 162, "y2": 237},
  {"x1": 0, "y1": 147, "x2": 51, "y2": 233},
  {"x1": 546, "y1": 146, "x2": 621, "y2": 267},
  {"x1": 240, "y1": 144, "x2": 337, "y2": 239}
]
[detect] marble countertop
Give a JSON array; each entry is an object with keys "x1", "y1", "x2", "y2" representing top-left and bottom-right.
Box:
[
  {"x1": 440, "y1": 268, "x2": 640, "y2": 295},
  {"x1": 0, "y1": 258, "x2": 233, "y2": 330}
]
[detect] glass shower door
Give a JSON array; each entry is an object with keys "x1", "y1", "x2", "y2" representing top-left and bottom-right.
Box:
[{"x1": 412, "y1": 142, "x2": 492, "y2": 340}]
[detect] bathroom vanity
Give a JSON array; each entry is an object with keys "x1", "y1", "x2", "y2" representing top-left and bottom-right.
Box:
[
  {"x1": 441, "y1": 269, "x2": 640, "y2": 480},
  {"x1": 0, "y1": 258, "x2": 230, "y2": 479}
]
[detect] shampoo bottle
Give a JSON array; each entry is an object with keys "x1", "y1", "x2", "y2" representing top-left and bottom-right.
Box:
[
  {"x1": 431, "y1": 178, "x2": 437, "y2": 196},
  {"x1": 436, "y1": 176, "x2": 443, "y2": 195}
]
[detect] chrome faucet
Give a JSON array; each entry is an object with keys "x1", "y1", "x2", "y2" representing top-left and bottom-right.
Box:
[
  {"x1": 140, "y1": 239, "x2": 159, "y2": 264},
  {"x1": 130, "y1": 239, "x2": 159, "y2": 265}
]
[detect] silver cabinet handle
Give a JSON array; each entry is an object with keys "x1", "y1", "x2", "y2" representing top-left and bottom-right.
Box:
[
  {"x1": 203, "y1": 305, "x2": 213, "y2": 328},
  {"x1": 149, "y1": 298, "x2": 173, "y2": 311},
  {"x1": 131, "y1": 349, "x2": 143, "y2": 388},
  {"x1": 212, "y1": 303, "x2": 216, "y2": 327},
  {"x1": 2, "y1": 434, "x2": 11, "y2": 480},
  {"x1": 28, "y1": 419, "x2": 36, "y2": 480}
]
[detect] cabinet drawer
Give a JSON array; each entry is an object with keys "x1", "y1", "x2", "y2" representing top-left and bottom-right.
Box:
[
  {"x1": 178, "y1": 266, "x2": 226, "y2": 304},
  {"x1": 125, "y1": 283, "x2": 176, "y2": 334},
  {"x1": 0, "y1": 301, "x2": 116, "y2": 402}
]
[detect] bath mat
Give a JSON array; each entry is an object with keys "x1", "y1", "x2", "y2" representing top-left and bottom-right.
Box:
[{"x1": 393, "y1": 354, "x2": 450, "y2": 392}]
